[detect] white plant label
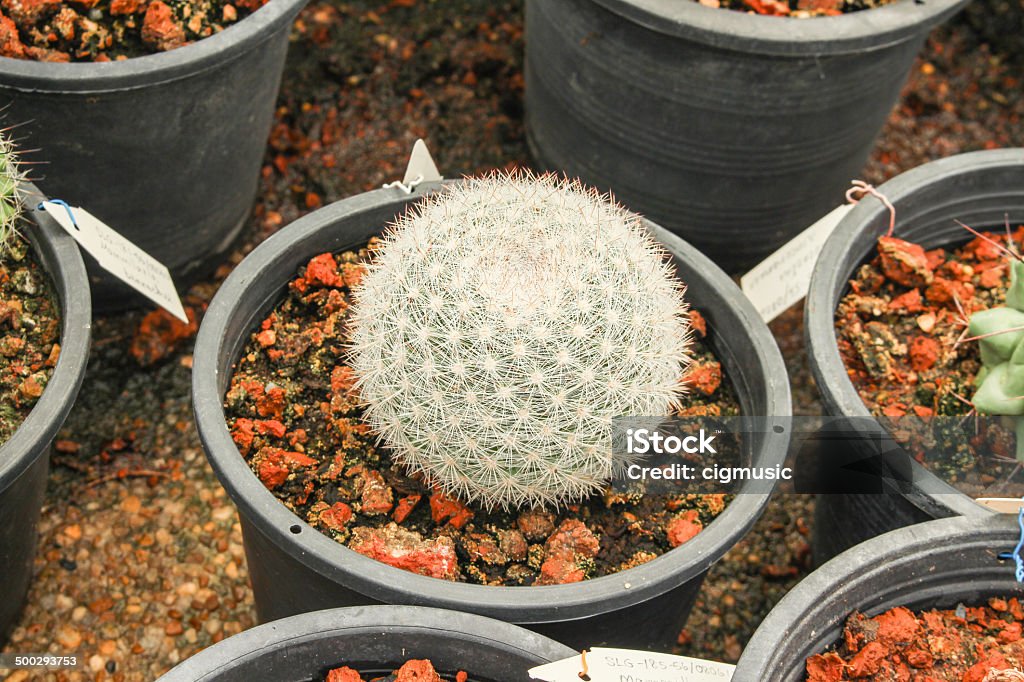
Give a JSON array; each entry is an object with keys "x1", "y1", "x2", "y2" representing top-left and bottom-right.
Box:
[
  {"x1": 529, "y1": 648, "x2": 734, "y2": 682},
  {"x1": 403, "y1": 138, "x2": 443, "y2": 186},
  {"x1": 741, "y1": 203, "x2": 854, "y2": 323},
  {"x1": 38, "y1": 201, "x2": 189, "y2": 323},
  {"x1": 976, "y1": 497, "x2": 1024, "y2": 514}
]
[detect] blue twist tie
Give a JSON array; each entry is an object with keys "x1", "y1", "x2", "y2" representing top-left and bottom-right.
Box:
[
  {"x1": 37, "y1": 199, "x2": 78, "y2": 228},
  {"x1": 1015, "y1": 506, "x2": 1024, "y2": 583}
]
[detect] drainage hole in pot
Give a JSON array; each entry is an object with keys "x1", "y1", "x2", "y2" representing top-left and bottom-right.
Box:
[{"x1": 290, "y1": 525, "x2": 302, "y2": 534}]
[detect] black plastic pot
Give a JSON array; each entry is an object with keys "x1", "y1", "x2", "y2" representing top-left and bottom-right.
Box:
[
  {"x1": 0, "y1": 0, "x2": 307, "y2": 308},
  {"x1": 156, "y1": 605, "x2": 576, "y2": 681},
  {"x1": 735, "y1": 514, "x2": 1024, "y2": 681},
  {"x1": 806, "y1": 148, "x2": 1024, "y2": 563},
  {"x1": 0, "y1": 185, "x2": 91, "y2": 644},
  {"x1": 192, "y1": 183, "x2": 792, "y2": 651},
  {"x1": 524, "y1": 0, "x2": 967, "y2": 272}
]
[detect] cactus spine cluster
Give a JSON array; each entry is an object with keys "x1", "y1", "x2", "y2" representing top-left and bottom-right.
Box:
[
  {"x1": 0, "y1": 133, "x2": 22, "y2": 257},
  {"x1": 348, "y1": 171, "x2": 692, "y2": 510}
]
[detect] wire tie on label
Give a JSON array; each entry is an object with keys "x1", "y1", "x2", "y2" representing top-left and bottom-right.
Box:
[
  {"x1": 37, "y1": 198, "x2": 78, "y2": 229},
  {"x1": 382, "y1": 173, "x2": 424, "y2": 195},
  {"x1": 845, "y1": 179, "x2": 896, "y2": 237}
]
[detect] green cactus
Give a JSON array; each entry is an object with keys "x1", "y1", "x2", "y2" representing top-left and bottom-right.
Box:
[
  {"x1": 969, "y1": 260, "x2": 1024, "y2": 459},
  {"x1": 348, "y1": 171, "x2": 693, "y2": 510},
  {"x1": 0, "y1": 133, "x2": 23, "y2": 258}
]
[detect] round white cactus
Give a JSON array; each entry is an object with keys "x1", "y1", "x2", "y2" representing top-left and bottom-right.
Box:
[{"x1": 349, "y1": 171, "x2": 692, "y2": 509}]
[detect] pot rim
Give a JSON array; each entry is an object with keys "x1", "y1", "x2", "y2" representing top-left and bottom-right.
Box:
[
  {"x1": 155, "y1": 604, "x2": 577, "y2": 681},
  {"x1": 0, "y1": 183, "x2": 91, "y2": 491},
  {"x1": 192, "y1": 182, "x2": 791, "y2": 624},
  {"x1": 737, "y1": 514, "x2": 1023, "y2": 680},
  {"x1": 587, "y1": 0, "x2": 967, "y2": 55},
  {"x1": 805, "y1": 148, "x2": 1024, "y2": 521},
  {"x1": 0, "y1": 0, "x2": 307, "y2": 92}
]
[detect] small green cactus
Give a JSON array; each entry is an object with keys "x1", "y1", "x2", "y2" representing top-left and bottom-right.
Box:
[
  {"x1": 970, "y1": 260, "x2": 1024, "y2": 459},
  {"x1": 0, "y1": 133, "x2": 23, "y2": 258},
  {"x1": 348, "y1": 171, "x2": 692, "y2": 510}
]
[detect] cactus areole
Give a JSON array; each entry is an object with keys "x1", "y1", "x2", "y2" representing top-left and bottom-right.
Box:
[{"x1": 348, "y1": 173, "x2": 693, "y2": 510}]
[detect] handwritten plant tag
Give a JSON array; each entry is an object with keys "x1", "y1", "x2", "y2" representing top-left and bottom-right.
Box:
[
  {"x1": 741, "y1": 204, "x2": 854, "y2": 323},
  {"x1": 38, "y1": 201, "x2": 188, "y2": 323},
  {"x1": 529, "y1": 648, "x2": 734, "y2": 682}
]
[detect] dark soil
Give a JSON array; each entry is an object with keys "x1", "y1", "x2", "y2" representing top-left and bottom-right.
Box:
[
  {"x1": 805, "y1": 599, "x2": 1024, "y2": 681},
  {"x1": 0, "y1": 0, "x2": 266, "y2": 61},
  {"x1": 0, "y1": 232, "x2": 59, "y2": 445},
  {"x1": 702, "y1": 0, "x2": 892, "y2": 18},
  {"x1": 223, "y1": 247, "x2": 739, "y2": 586},
  {"x1": 836, "y1": 228, "x2": 1024, "y2": 497},
  {"x1": 326, "y1": 659, "x2": 467, "y2": 682}
]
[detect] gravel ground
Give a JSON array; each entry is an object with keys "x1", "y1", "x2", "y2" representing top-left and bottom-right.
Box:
[{"x1": 2, "y1": 0, "x2": 1022, "y2": 679}]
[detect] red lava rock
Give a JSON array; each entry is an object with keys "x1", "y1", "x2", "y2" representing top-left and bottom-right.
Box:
[
  {"x1": 964, "y1": 654, "x2": 1013, "y2": 682},
  {"x1": 130, "y1": 307, "x2": 198, "y2": 366},
  {"x1": 319, "y1": 502, "x2": 352, "y2": 531},
  {"x1": 684, "y1": 361, "x2": 721, "y2": 397},
  {"x1": 392, "y1": 494, "x2": 421, "y2": 524},
  {"x1": 846, "y1": 640, "x2": 887, "y2": 678},
  {"x1": 108, "y1": 0, "x2": 142, "y2": 14},
  {"x1": 461, "y1": 532, "x2": 507, "y2": 565},
  {"x1": 2, "y1": 0, "x2": 61, "y2": 25},
  {"x1": 349, "y1": 524, "x2": 459, "y2": 580},
  {"x1": 810, "y1": 600, "x2": 1024, "y2": 680},
  {"x1": 1000, "y1": 621, "x2": 1022, "y2": 644},
  {"x1": 393, "y1": 660, "x2": 442, "y2": 682},
  {"x1": 304, "y1": 252, "x2": 344, "y2": 288},
  {"x1": 888, "y1": 288, "x2": 924, "y2": 313},
  {"x1": 497, "y1": 528, "x2": 528, "y2": 562},
  {"x1": 257, "y1": 460, "x2": 289, "y2": 489},
  {"x1": 256, "y1": 385, "x2": 286, "y2": 419},
  {"x1": 882, "y1": 404, "x2": 907, "y2": 418},
  {"x1": 358, "y1": 469, "x2": 394, "y2": 516},
  {"x1": 537, "y1": 519, "x2": 600, "y2": 586},
  {"x1": 230, "y1": 418, "x2": 256, "y2": 455},
  {"x1": 331, "y1": 365, "x2": 357, "y2": 398},
  {"x1": 904, "y1": 647, "x2": 933, "y2": 668},
  {"x1": 516, "y1": 509, "x2": 555, "y2": 540},
  {"x1": 981, "y1": 265, "x2": 1007, "y2": 289},
  {"x1": 744, "y1": 0, "x2": 789, "y2": 14},
  {"x1": 666, "y1": 509, "x2": 703, "y2": 548},
  {"x1": 254, "y1": 419, "x2": 287, "y2": 439},
  {"x1": 908, "y1": 336, "x2": 940, "y2": 372},
  {"x1": 874, "y1": 606, "x2": 919, "y2": 643},
  {"x1": 878, "y1": 236, "x2": 934, "y2": 288},
  {"x1": 256, "y1": 329, "x2": 276, "y2": 347},
  {"x1": 805, "y1": 652, "x2": 845, "y2": 682},
  {"x1": 325, "y1": 667, "x2": 363, "y2": 682},
  {"x1": 796, "y1": 0, "x2": 842, "y2": 13},
  {"x1": 141, "y1": 1, "x2": 186, "y2": 51},
  {"x1": 689, "y1": 309, "x2": 707, "y2": 337},
  {"x1": 537, "y1": 553, "x2": 585, "y2": 585},
  {"x1": 18, "y1": 374, "x2": 44, "y2": 399},
  {"x1": 924, "y1": 276, "x2": 973, "y2": 307},
  {"x1": 429, "y1": 492, "x2": 473, "y2": 529}
]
